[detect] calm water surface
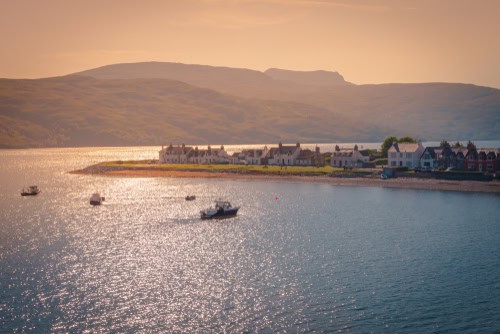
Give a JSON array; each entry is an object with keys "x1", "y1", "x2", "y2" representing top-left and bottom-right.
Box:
[{"x1": 0, "y1": 147, "x2": 499, "y2": 333}]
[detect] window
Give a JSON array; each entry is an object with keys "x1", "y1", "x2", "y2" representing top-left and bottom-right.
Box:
[
  {"x1": 406, "y1": 153, "x2": 412, "y2": 159},
  {"x1": 487, "y1": 164, "x2": 493, "y2": 171},
  {"x1": 406, "y1": 161, "x2": 413, "y2": 167},
  {"x1": 424, "y1": 153, "x2": 430, "y2": 159},
  {"x1": 400, "y1": 153, "x2": 403, "y2": 158},
  {"x1": 391, "y1": 161, "x2": 396, "y2": 166},
  {"x1": 468, "y1": 163, "x2": 475, "y2": 170},
  {"x1": 390, "y1": 153, "x2": 396, "y2": 158}
]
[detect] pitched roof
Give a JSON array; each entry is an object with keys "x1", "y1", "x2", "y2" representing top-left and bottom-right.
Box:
[
  {"x1": 392, "y1": 143, "x2": 421, "y2": 152},
  {"x1": 297, "y1": 149, "x2": 315, "y2": 160},
  {"x1": 421, "y1": 146, "x2": 437, "y2": 159},
  {"x1": 277, "y1": 146, "x2": 299, "y2": 154},
  {"x1": 164, "y1": 146, "x2": 193, "y2": 154}
]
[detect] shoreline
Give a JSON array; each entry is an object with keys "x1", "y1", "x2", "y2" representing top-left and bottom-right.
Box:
[{"x1": 72, "y1": 164, "x2": 500, "y2": 194}]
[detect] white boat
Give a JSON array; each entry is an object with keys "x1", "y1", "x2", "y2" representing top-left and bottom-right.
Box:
[
  {"x1": 90, "y1": 192, "x2": 105, "y2": 205},
  {"x1": 200, "y1": 200, "x2": 239, "y2": 219},
  {"x1": 21, "y1": 185, "x2": 41, "y2": 196}
]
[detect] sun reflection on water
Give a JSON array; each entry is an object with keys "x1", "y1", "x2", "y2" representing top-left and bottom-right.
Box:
[{"x1": 1, "y1": 148, "x2": 500, "y2": 332}]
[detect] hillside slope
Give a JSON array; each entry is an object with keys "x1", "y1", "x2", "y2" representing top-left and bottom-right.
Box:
[
  {"x1": 1, "y1": 62, "x2": 499, "y2": 148},
  {"x1": 0, "y1": 76, "x2": 384, "y2": 148},
  {"x1": 76, "y1": 62, "x2": 500, "y2": 141}
]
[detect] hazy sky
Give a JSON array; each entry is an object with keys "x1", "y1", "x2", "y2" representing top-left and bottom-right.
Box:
[{"x1": 1, "y1": 0, "x2": 499, "y2": 88}]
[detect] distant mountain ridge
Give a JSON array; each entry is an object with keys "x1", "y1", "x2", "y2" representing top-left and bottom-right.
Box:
[
  {"x1": 264, "y1": 68, "x2": 352, "y2": 86},
  {"x1": 0, "y1": 61, "x2": 499, "y2": 148},
  {"x1": 74, "y1": 61, "x2": 351, "y2": 98}
]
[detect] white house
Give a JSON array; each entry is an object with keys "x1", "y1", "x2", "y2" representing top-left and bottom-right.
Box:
[
  {"x1": 331, "y1": 145, "x2": 369, "y2": 168},
  {"x1": 231, "y1": 147, "x2": 270, "y2": 165},
  {"x1": 388, "y1": 142, "x2": 424, "y2": 169},
  {"x1": 267, "y1": 142, "x2": 302, "y2": 166},
  {"x1": 188, "y1": 145, "x2": 229, "y2": 164},
  {"x1": 159, "y1": 144, "x2": 193, "y2": 163}
]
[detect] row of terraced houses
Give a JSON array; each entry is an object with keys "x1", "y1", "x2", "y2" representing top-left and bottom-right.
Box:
[
  {"x1": 159, "y1": 141, "x2": 500, "y2": 173},
  {"x1": 387, "y1": 142, "x2": 500, "y2": 173},
  {"x1": 159, "y1": 142, "x2": 324, "y2": 166}
]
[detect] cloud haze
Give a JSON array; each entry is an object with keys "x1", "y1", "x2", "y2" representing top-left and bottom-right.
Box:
[{"x1": 1, "y1": 0, "x2": 499, "y2": 88}]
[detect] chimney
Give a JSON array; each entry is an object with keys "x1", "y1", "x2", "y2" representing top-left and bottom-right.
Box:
[
  {"x1": 315, "y1": 146, "x2": 320, "y2": 153},
  {"x1": 279, "y1": 142, "x2": 282, "y2": 148}
]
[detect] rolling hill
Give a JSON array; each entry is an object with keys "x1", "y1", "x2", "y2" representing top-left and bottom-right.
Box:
[
  {"x1": 0, "y1": 75, "x2": 384, "y2": 148},
  {"x1": 0, "y1": 61, "x2": 499, "y2": 148}
]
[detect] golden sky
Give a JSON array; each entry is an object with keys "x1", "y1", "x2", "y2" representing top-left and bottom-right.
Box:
[{"x1": 1, "y1": 0, "x2": 499, "y2": 88}]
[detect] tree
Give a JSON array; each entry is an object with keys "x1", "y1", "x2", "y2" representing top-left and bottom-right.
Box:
[
  {"x1": 398, "y1": 136, "x2": 417, "y2": 143},
  {"x1": 467, "y1": 140, "x2": 476, "y2": 150},
  {"x1": 439, "y1": 140, "x2": 450, "y2": 148},
  {"x1": 453, "y1": 141, "x2": 463, "y2": 148},
  {"x1": 381, "y1": 136, "x2": 398, "y2": 157}
]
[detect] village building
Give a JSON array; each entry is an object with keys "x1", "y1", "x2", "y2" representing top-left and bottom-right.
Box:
[
  {"x1": 448, "y1": 149, "x2": 467, "y2": 170},
  {"x1": 230, "y1": 152, "x2": 246, "y2": 165},
  {"x1": 188, "y1": 145, "x2": 229, "y2": 164},
  {"x1": 296, "y1": 147, "x2": 324, "y2": 166},
  {"x1": 230, "y1": 147, "x2": 270, "y2": 165},
  {"x1": 331, "y1": 145, "x2": 369, "y2": 168},
  {"x1": 465, "y1": 148, "x2": 499, "y2": 173},
  {"x1": 388, "y1": 142, "x2": 424, "y2": 169},
  {"x1": 159, "y1": 144, "x2": 193, "y2": 163},
  {"x1": 419, "y1": 146, "x2": 439, "y2": 170},
  {"x1": 159, "y1": 144, "x2": 229, "y2": 164},
  {"x1": 267, "y1": 142, "x2": 302, "y2": 166}
]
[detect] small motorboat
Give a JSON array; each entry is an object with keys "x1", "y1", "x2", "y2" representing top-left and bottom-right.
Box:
[
  {"x1": 200, "y1": 200, "x2": 239, "y2": 220},
  {"x1": 380, "y1": 173, "x2": 388, "y2": 180},
  {"x1": 185, "y1": 195, "x2": 196, "y2": 201},
  {"x1": 90, "y1": 192, "x2": 105, "y2": 205},
  {"x1": 21, "y1": 185, "x2": 41, "y2": 196}
]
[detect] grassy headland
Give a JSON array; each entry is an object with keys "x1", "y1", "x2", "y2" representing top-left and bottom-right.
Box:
[
  {"x1": 72, "y1": 160, "x2": 500, "y2": 194},
  {"x1": 75, "y1": 160, "x2": 375, "y2": 177}
]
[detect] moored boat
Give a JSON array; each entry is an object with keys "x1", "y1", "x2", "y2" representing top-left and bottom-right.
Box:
[
  {"x1": 200, "y1": 200, "x2": 239, "y2": 219},
  {"x1": 90, "y1": 192, "x2": 105, "y2": 205},
  {"x1": 185, "y1": 195, "x2": 196, "y2": 201},
  {"x1": 21, "y1": 185, "x2": 41, "y2": 196}
]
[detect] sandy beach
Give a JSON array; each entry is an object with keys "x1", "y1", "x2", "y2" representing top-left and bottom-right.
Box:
[{"x1": 73, "y1": 166, "x2": 500, "y2": 194}]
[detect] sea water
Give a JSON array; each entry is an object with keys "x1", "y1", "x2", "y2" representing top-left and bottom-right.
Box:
[{"x1": 0, "y1": 147, "x2": 499, "y2": 333}]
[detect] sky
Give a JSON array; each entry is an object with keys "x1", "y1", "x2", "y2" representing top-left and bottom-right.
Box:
[{"x1": 1, "y1": 0, "x2": 499, "y2": 88}]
